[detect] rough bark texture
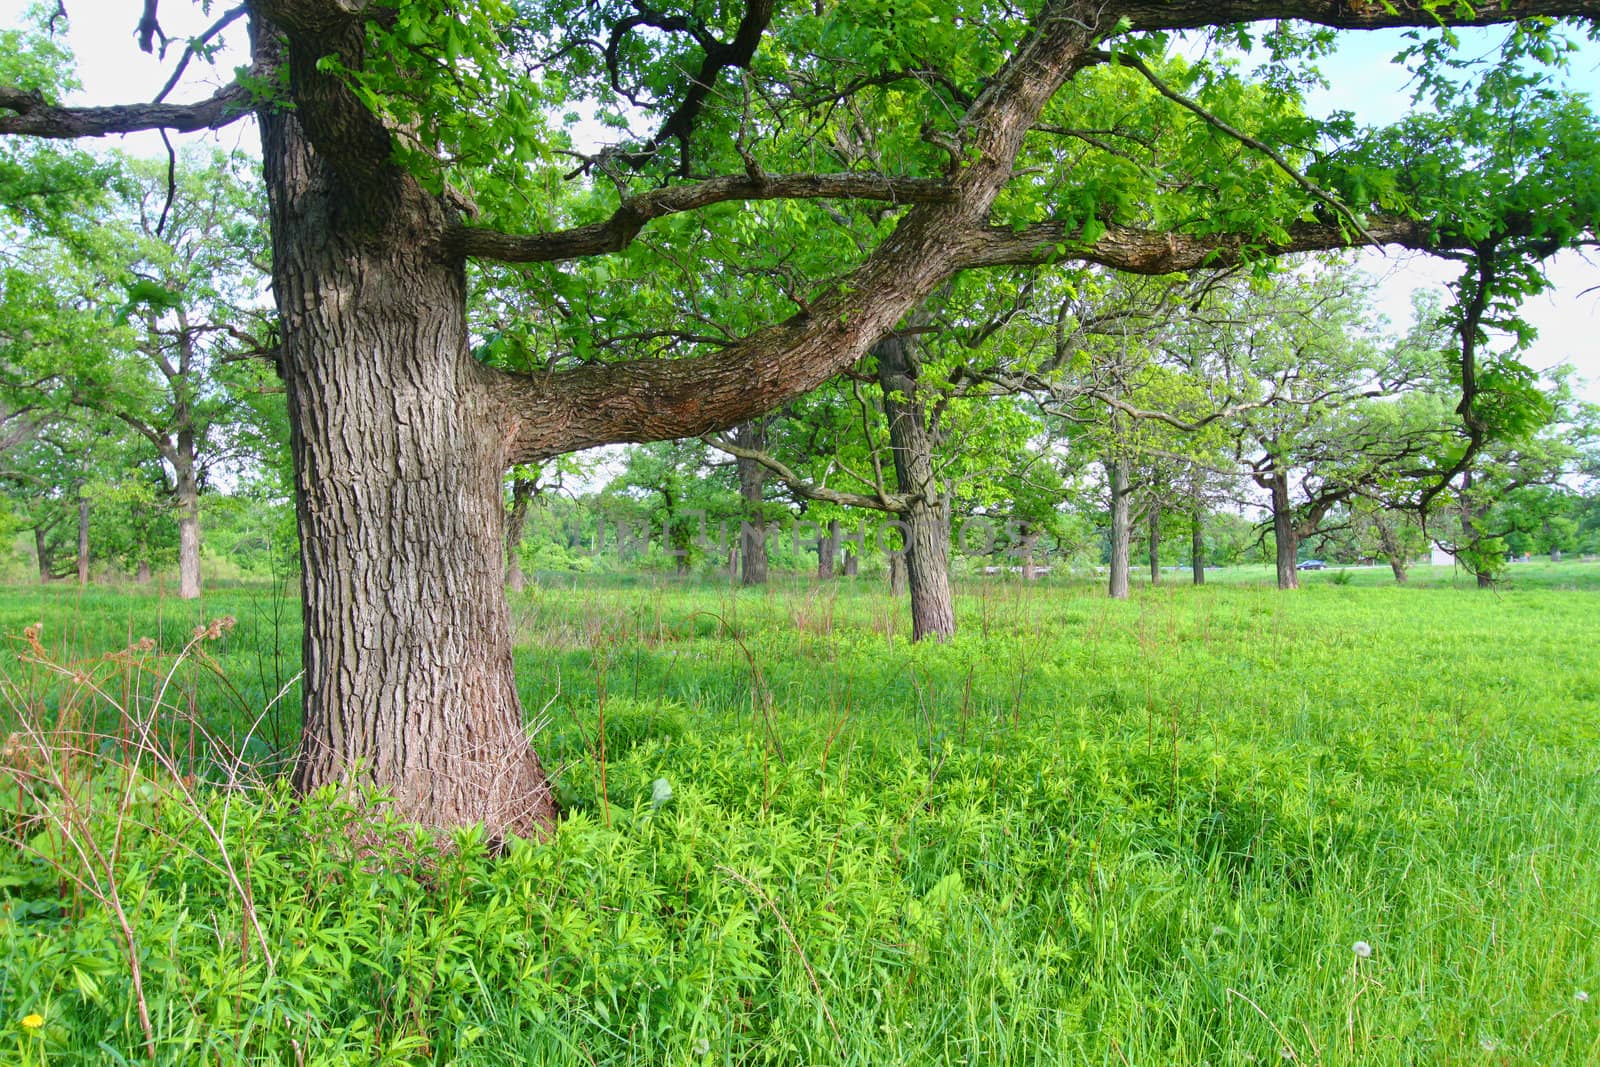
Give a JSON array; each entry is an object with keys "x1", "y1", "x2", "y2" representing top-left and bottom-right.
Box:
[
  {"x1": 736, "y1": 421, "x2": 768, "y2": 586},
  {"x1": 1107, "y1": 453, "x2": 1131, "y2": 600},
  {"x1": 843, "y1": 549, "x2": 858, "y2": 577},
  {"x1": 876, "y1": 336, "x2": 954, "y2": 641},
  {"x1": 136, "y1": 559, "x2": 152, "y2": 584},
  {"x1": 260, "y1": 90, "x2": 555, "y2": 838}
]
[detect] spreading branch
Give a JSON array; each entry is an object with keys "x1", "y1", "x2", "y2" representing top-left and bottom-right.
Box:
[
  {"x1": 705, "y1": 434, "x2": 911, "y2": 512},
  {"x1": 0, "y1": 82, "x2": 253, "y2": 138},
  {"x1": 448, "y1": 174, "x2": 953, "y2": 263}
]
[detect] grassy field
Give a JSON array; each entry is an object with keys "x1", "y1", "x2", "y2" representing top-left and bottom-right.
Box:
[{"x1": 1, "y1": 565, "x2": 1598, "y2": 1064}]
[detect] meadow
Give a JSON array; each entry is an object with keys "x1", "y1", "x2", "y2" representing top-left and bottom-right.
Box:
[{"x1": 1, "y1": 564, "x2": 1598, "y2": 1065}]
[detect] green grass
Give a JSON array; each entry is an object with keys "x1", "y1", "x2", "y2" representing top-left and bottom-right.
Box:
[{"x1": 2, "y1": 568, "x2": 1598, "y2": 1064}]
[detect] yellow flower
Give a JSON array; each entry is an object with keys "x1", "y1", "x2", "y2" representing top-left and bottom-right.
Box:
[{"x1": 20, "y1": 1013, "x2": 43, "y2": 1030}]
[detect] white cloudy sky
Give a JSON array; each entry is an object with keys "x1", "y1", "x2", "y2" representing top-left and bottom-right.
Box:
[{"x1": 4, "y1": 3, "x2": 1598, "y2": 400}]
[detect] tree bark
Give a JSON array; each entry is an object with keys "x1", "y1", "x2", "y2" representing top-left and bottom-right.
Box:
[
  {"x1": 1147, "y1": 505, "x2": 1161, "y2": 585},
  {"x1": 817, "y1": 518, "x2": 838, "y2": 579},
  {"x1": 505, "y1": 475, "x2": 537, "y2": 593},
  {"x1": 262, "y1": 102, "x2": 554, "y2": 838},
  {"x1": 843, "y1": 548, "x2": 858, "y2": 577},
  {"x1": 1373, "y1": 514, "x2": 1408, "y2": 584},
  {"x1": 1018, "y1": 524, "x2": 1041, "y2": 580},
  {"x1": 136, "y1": 559, "x2": 152, "y2": 584},
  {"x1": 76, "y1": 491, "x2": 90, "y2": 586},
  {"x1": 1265, "y1": 468, "x2": 1300, "y2": 590},
  {"x1": 876, "y1": 335, "x2": 954, "y2": 640},
  {"x1": 736, "y1": 420, "x2": 768, "y2": 586},
  {"x1": 1461, "y1": 470, "x2": 1494, "y2": 589},
  {"x1": 34, "y1": 526, "x2": 53, "y2": 584},
  {"x1": 1190, "y1": 503, "x2": 1205, "y2": 586},
  {"x1": 174, "y1": 449, "x2": 202, "y2": 600},
  {"x1": 1107, "y1": 452, "x2": 1131, "y2": 600}
]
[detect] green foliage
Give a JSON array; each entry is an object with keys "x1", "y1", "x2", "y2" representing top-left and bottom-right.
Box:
[{"x1": 3, "y1": 576, "x2": 1600, "y2": 1062}]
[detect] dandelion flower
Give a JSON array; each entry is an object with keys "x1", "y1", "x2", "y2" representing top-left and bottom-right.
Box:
[
  {"x1": 20, "y1": 1013, "x2": 43, "y2": 1030},
  {"x1": 1352, "y1": 941, "x2": 1373, "y2": 959}
]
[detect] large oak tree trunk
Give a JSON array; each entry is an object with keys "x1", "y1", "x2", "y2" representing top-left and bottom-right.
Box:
[
  {"x1": 876, "y1": 336, "x2": 954, "y2": 641},
  {"x1": 1106, "y1": 453, "x2": 1131, "y2": 600},
  {"x1": 175, "y1": 451, "x2": 202, "y2": 600},
  {"x1": 262, "y1": 106, "x2": 554, "y2": 838},
  {"x1": 736, "y1": 420, "x2": 768, "y2": 586}
]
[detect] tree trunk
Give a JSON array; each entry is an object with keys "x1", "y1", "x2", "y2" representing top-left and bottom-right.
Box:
[
  {"x1": 1190, "y1": 503, "x2": 1205, "y2": 586},
  {"x1": 174, "y1": 450, "x2": 202, "y2": 600},
  {"x1": 1018, "y1": 524, "x2": 1041, "y2": 580},
  {"x1": 1266, "y1": 469, "x2": 1300, "y2": 590},
  {"x1": 34, "y1": 526, "x2": 53, "y2": 583},
  {"x1": 817, "y1": 518, "x2": 838, "y2": 579},
  {"x1": 1373, "y1": 515, "x2": 1408, "y2": 584},
  {"x1": 76, "y1": 492, "x2": 90, "y2": 587},
  {"x1": 876, "y1": 336, "x2": 953, "y2": 640},
  {"x1": 136, "y1": 559, "x2": 152, "y2": 584},
  {"x1": 736, "y1": 420, "x2": 768, "y2": 586},
  {"x1": 1106, "y1": 452, "x2": 1131, "y2": 600},
  {"x1": 262, "y1": 106, "x2": 554, "y2": 838},
  {"x1": 505, "y1": 475, "x2": 537, "y2": 593},
  {"x1": 1148, "y1": 505, "x2": 1161, "y2": 585},
  {"x1": 1461, "y1": 470, "x2": 1494, "y2": 589},
  {"x1": 843, "y1": 549, "x2": 858, "y2": 577}
]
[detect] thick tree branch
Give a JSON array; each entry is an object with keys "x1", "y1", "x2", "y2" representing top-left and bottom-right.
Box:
[
  {"x1": 0, "y1": 81, "x2": 253, "y2": 137},
  {"x1": 448, "y1": 174, "x2": 954, "y2": 263}
]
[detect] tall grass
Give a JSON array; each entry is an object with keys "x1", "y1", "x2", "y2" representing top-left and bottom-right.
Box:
[{"x1": 2, "y1": 568, "x2": 1598, "y2": 1064}]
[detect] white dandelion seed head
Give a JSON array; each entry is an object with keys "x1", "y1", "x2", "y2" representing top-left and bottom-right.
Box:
[
  {"x1": 1352, "y1": 940, "x2": 1373, "y2": 959},
  {"x1": 1480, "y1": 1038, "x2": 1498, "y2": 1053},
  {"x1": 1576, "y1": 990, "x2": 1590, "y2": 1004}
]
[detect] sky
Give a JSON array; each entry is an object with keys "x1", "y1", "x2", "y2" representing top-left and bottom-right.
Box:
[{"x1": 3, "y1": 3, "x2": 1597, "y2": 402}]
